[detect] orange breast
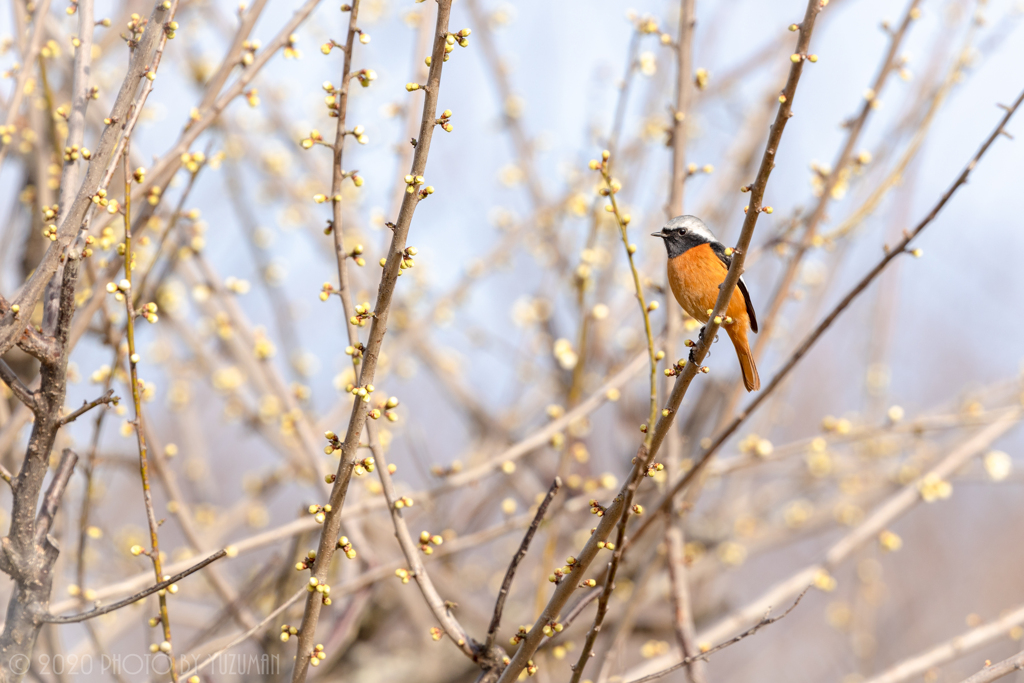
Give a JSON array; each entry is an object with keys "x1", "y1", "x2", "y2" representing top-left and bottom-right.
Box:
[{"x1": 666, "y1": 243, "x2": 749, "y2": 327}]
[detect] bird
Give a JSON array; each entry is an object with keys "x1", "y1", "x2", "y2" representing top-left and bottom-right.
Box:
[{"x1": 652, "y1": 215, "x2": 760, "y2": 391}]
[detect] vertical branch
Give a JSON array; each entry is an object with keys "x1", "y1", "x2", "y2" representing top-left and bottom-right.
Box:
[
  {"x1": 327, "y1": 0, "x2": 364, "y2": 355},
  {"x1": 288, "y1": 2, "x2": 454, "y2": 680},
  {"x1": 664, "y1": 3, "x2": 705, "y2": 681},
  {"x1": 121, "y1": 145, "x2": 178, "y2": 682}
]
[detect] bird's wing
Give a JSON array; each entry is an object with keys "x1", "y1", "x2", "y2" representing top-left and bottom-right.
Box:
[{"x1": 710, "y1": 242, "x2": 758, "y2": 333}]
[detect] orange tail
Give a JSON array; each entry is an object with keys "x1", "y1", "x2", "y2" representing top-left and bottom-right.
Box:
[{"x1": 727, "y1": 327, "x2": 760, "y2": 392}]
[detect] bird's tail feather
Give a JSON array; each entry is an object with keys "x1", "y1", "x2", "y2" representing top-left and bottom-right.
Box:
[{"x1": 728, "y1": 329, "x2": 760, "y2": 392}]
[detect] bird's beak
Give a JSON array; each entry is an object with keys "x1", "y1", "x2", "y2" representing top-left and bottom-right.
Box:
[{"x1": 651, "y1": 231, "x2": 665, "y2": 238}]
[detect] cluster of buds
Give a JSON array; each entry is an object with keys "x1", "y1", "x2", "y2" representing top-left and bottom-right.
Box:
[
  {"x1": 741, "y1": 204, "x2": 773, "y2": 215},
  {"x1": 307, "y1": 503, "x2": 332, "y2": 524},
  {"x1": 279, "y1": 624, "x2": 298, "y2": 642},
  {"x1": 589, "y1": 499, "x2": 605, "y2": 516},
  {"x1": 323, "y1": 429, "x2": 342, "y2": 454},
  {"x1": 395, "y1": 567, "x2": 414, "y2": 584},
  {"x1": 343, "y1": 382, "x2": 376, "y2": 403},
  {"x1": 41, "y1": 224, "x2": 58, "y2": 241},
  {"x1": 244, "y1": 88, "x2": 259, "y2": 107},
  {"x1": 240, "y1": 39, "x2": 260, "y2": 66},
  {"x1": 369, "y1": 395, "x2": 400, "y2": 422},
  {"x1": 146, "y1": 185, "x2": 162, "y2": 205},
  {"x1": 790, "y1": 52, "x2": 819, "y2": 63},
  {"x1": 181, "y1": 151, "x2": 205, "y2": 173},
  {"x1": 644, "y1": 462, "x2": 665, "y2": 478},
  {"x1": 355, "y1": 68, "x2": 377, "y2": 88},
  {"x1": 349, "y1": 301, "x2": 373, "y2": 327},
  {"x1": 348, "y1": 125, "x2": 368, "y2": 144},
  {"x1": 548, "y1": 555, "x2": 578, "y2": 583},
  {"x1": 349, "y1": 243, "x2": 366, "y2": 266},
  {"x1": 436, "y1": 109, "x2": 453, "y2": 132},
  {"x1": 406, "y1": 174, "x2": 435, "y2": 199},
  {"x1": 394, "y1": 495, "x2": 414, "y2": 509},
  {"x1": 509, "y1": 625, "x2": 530, "y2": 646},
  {"x1": 596, "y1": 539, "x2": 616, "y2": 550},
  {"x1": 90, "y1": 188, "x2": 110, "y2": 207},
  {"x1": 308, "y1": 644, "x2": 327, "y2": 666},
  {"x1": 685, "y1": 162, "x2": 714, "y2": 178},
  {"x1": 337, "y1": 535, "x2": 357, "y2": 559},
  {"x1": 540, "y1": 620, "x2": 564, "y2": 637},
  {"x1": 429, "y1": 626, "x2": 443, "y2": 641},
  {"x1": 663, "y1": 358, "x2": 688, "y2": 377},
  {"x1": 318, "y1": 282, "x2": 336, "y2": 301},
  {"x1": 157, "y1": 574, "x2": 179, "y2": 597},
  {"x1": 140, "y1": 302, "x2": 159, "y2": 323},
  {"x1": 132, "y1": 166, "x2": 145, "y2": 183},
  {"x1": 443, "y1": 28, "x2": 471, "y2": 61},
  {"x1": 525, "y1": 661, "x2": 538, "y2": 676},
  {"x1": 353, "y1": 456, "x2": 375, "y2": 475},
  {"x1": 344, "y1": 342, "x2": 366, "y2": 360},
  {"x1": 125, "y1": 13, "x2": 147, "y2": 43},
  {"x1": 0, "y1": 125, "x2": 15, "y2": 144},
  {"x1": 418, "y1": 531, "x2": 444, "y2": 555},
  {"x1": 588, "y1": 148, "x2": 612, "y2": 173},
  {"x1": 81, "y1": 234, "x2": 95, "y2": 258},
  {"x1": 295, "y1": 549, "x2": 317, "y2": 572},
  {"x1": 105, "y1": 279, "x2": 132, "y2": 302},
  {"x1": 283, "y1": 33, "x2": 299, "y2": 58},
  {"x1": 41, "y1": 203, "x2": 59, "y2": 221},
  {"x1": 63, "y1": 144, "x2": 84, "y2": 161},
  {"x1": 301, "y1": 128, "x2": 325, "y2": 149},
  {"x1": 163, "y1": 20, "x2": 178, "y2": 39},
  {"x1": 430, "y1": 461, "x2": 463, "y2": 477},
  {"x1": 309, "y1": 577, "x2": 332, "y2": 603}
]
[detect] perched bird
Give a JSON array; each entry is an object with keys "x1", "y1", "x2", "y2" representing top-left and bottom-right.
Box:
[{"x1": 652, "y1": 215, "x2": 760, "y2": 391}]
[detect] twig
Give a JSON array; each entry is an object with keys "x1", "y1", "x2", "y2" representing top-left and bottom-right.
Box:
[
  {"x1": 486, "y1": 478, "x2": 562, "y2": 651},
  {"x1": 58, "y1": 389, "x2": 117, "y2": 426},
  {"x1": 625, "y1": 588, "x2": 809, "y2": 683},
  {"x1": 861, "y1": 603, "x2": 1024, "y2": 683},
  {"x1": 957, "y1": 649, "x2": 1024, "y2": 683},
  {"x1": 121, "y1": 141, "x2": 178, "y2": 681},
  {"x1": 0, "y1": 359, "x2": 35, "y2": 408},
  {"x1": 44, "y1": 550, "x2": 227, "y2": 624},
  {"x1": 33, "y1": 449, "x2": 78, "y2": 547}
]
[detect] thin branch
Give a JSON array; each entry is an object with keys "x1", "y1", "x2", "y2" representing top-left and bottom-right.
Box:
[
  {"x1": 957, "y1": 649, "x2": 1024, "y2": 683},
  {"x1": 0, "y1": 359, "x2": 35, "y2": 408},
  {"x1": 33, "y1": 449, "x2": 78, "y2": 546},
  {"x1": 44, "y1": 551, "x2": 227, "y2": 624},
  {"x1": 58, "y1": 390, "x2": 118, "y2": 427},
  {"x1": 180, "y1": 588, "x2": 306, "y2": 679},
  {"x1": 861, "y1": 602, "x2": 1024, "y2": 683},
  {"x1": 486, "y1": 478, "x2": 562, "y2": 651},
  {"x1": 625, "y1": 589, "x2": 809, "y2": 683}
]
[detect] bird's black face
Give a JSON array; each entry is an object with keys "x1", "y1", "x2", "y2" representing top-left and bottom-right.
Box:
[{"x1": 651, "y1": 226, "x2": 709, "y2": 259}]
